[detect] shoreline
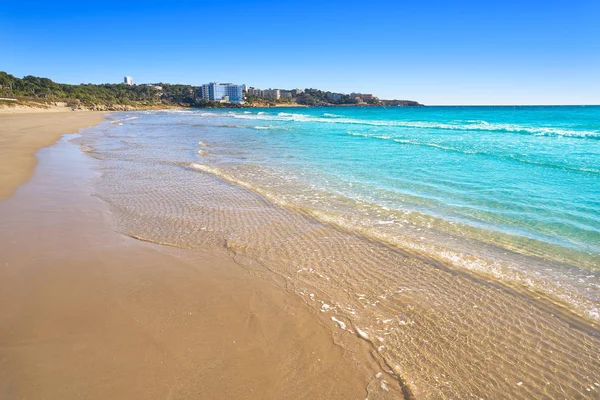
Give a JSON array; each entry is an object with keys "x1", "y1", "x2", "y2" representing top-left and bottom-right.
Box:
[
  {"x1": 3, "y1": 109, "x2": 599, "y2": 398},
  {"x1": 0, "y1": 99, "x2": 423, "y2": 115},
  {"x1": 83, "y1": 109, "x2": 600, "y2": 398},
  {"x1": 0, "y1": 110, "x2": 106, "y2": 200},
  {"x1": 0, "y1": 112, "x2": 390, "y2": 398}
]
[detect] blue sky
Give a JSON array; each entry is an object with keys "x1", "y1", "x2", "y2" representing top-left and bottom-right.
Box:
[{"x1": 1, "y1": 0, "x2": 598, "y2": 105}]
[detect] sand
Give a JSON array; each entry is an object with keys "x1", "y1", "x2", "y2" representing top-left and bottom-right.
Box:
[
  {"x1": 0, "y1": 113, "x2": 379, "y2": 399},
  {"x1": 0, "y1": 110, "x2": 105, "y2": 199}
]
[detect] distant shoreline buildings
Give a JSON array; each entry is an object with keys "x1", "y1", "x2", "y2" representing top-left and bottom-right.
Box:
[
  {"x1": 199, "y1": 82, "x2": 243, "y2": 103},
  {"x1": 122, "y1": 76, "x2": 379, "y2": 105},
  {"x1": 246, "y1": 87, "x2": 304, "y2": 101},
  {"x1": 197, "y1": 83, "x2": 309, "y2": 104}
]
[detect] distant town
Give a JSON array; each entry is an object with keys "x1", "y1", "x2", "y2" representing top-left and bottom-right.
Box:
[
  {"x1": 123, "y1": 76, "x2": 421, "y2": 107},
  {"x1": 0, "y1": 71, "x2": 422, "y2": 111}
]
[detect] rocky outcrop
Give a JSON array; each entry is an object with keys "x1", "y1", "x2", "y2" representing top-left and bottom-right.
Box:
[{"x1": 380, "y1": 100, "x2": 424, "y2": 106}]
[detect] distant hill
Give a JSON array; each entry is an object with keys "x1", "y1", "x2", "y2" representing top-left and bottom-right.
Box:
[
  {"x1": 294, "y1": 88, "x2": 423, "y2": 107},
  {"x1": 0, "y1": 71, "x2": 194, "y2": 110},
  {"x1": 0, "y1": 71, "x2": 423, "y2": 110}
]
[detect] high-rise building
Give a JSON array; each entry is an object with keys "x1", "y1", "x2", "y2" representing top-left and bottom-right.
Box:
[
  {"x1": 199, "y1": 84, "x2": 210, "y2": 100},
  {"x1": 200, "y1": 82, "x2": 243, "y2": 103},
  {"x1": 124, "y1": 76, "x2": 133, "y2": 85}
]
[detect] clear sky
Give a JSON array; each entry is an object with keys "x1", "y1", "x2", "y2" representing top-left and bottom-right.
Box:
[{"x1": 1, "y1": 0, "x2": 598, "y2": 105}]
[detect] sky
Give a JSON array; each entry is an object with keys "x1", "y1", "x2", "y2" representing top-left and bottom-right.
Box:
[{"x1": 1, "y1": 0, "x2": 599, "y2": 105}]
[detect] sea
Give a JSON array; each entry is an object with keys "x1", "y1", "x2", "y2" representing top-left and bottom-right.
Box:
[{"x1": 80, "y1": 106, "x2": 600, "y2": 398}]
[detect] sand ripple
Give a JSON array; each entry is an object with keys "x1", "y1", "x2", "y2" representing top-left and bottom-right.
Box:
[{"x1": 83, "y1": 119, "x2": 600, "y2": 399}]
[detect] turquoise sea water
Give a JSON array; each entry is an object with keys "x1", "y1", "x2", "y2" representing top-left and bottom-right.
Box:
[{"x1": 118, "y1": 106, "x2": 600, "y2": 320}]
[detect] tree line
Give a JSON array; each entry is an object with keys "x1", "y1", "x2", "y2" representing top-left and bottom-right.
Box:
[
  {"x1": 0, "y1": 72, "x2": 422, "y2": 108},
  {"x1": 0, "y1": 71, "x2": 196, "y2": 106}
]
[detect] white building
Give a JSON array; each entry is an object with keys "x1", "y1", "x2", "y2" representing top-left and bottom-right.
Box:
[
  {"x1": 262, "y1": 89, "x2": 280, "y2": 100},
  {"x1": 247, "y1": 87, "x2": 263, "y2": 97},
  {"x1": 199, "y1": 82, "x2": 244, "y2": 103},
  {"x1": 124, "y1": 76, "x2": 133, "y2": 85}
]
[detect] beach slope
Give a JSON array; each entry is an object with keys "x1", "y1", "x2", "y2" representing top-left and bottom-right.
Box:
[
  {"x1": 0, "y1": 110, "x2": 105, "y2": 199},
  {"x1": 0, "y1": 113, "x2": 380, "y2": 399}
]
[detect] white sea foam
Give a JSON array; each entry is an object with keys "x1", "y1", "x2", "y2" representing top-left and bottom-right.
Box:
[
  {"x1": 111, "y1": 116, "x2": 139, "y2": 124},
  {"x1": 356, "y1": 327, "x2": 369, "y2": 340},
  {"x1": 331, "y1": 316, "x2": 347, "y2": 330},
  {"x1": 150, "y1": 109, "x2": 191, "y2": 114},
  {"x1": 187, "y1": 157, "x2": 600, "y2": 323},
  {"x1": 228, "y1": 113, "x2": 599, "y2": 138}
]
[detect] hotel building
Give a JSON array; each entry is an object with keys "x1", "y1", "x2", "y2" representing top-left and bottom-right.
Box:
[{"x1": 199, "y1": 82, "x2": 244, "y2": 103}]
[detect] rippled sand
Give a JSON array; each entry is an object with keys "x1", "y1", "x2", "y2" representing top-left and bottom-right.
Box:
[
  {"x1": 81, "y1": 116, "x2": 600, "y2": 399},
  {"x1": 0, "y1": 122, "x2": 386, "y2": 399}
]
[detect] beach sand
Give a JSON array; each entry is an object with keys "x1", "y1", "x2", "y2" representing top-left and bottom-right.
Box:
[
  {"x1": 0, "y1": 110, "x2": 105, "y2": 200},
  {"x1": 0, "y1": 113, "x2": 382, "y2": 399}
]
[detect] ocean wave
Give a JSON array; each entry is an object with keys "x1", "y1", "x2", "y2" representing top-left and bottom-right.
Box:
[
  {"x1": 345, "y1": 131, "x2": 600, "y2": 175},
  {"x1": 252, "y1": 125, "x2": 289, "y2": 131},
  {"x1": 148, "y1": 109, "x2": 193, "y2": 115},
  {"x1": 186, "y1": 161, "x2": 600, "y2": 322},
  {"x1": 110, "y1": 116, "x2": 139, "y2": 124},
  {"x1": 228, "y1": 113, "x2": 600, "y2": 138}
]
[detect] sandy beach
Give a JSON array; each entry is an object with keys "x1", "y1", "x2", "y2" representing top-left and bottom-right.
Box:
[
  {"x1": 0, "y1": 112, "x2": 385, "y2": 399},
  {"x1": 0, "y1": 109, "x2": 105, "y2": 199},
  {"x1": 2, "y1": 109, "x2": 598, "y2": 399}
]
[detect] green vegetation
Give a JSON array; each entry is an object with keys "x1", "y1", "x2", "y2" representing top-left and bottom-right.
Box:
[
  {"x1": 191, "y1": 99, "x2": 244, "y2": 108},
  {"x1": 0, "y1": 71, "x2": 193, "y2": 108},
  {"x1": 296, "y1": 89, "x2": 357, "y2": 105},
  {"x1": 0, "y1": 71, "x2": 422, "y2": 109},
  {"x1": 243, "y1": 94, "x2": 282, "y2": 107},
  {"x1": 294, "y1": 89, "x2": 421, "y2": 106}
]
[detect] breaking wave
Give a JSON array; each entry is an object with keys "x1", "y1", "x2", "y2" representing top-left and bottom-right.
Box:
[{"x1": 228, "y1": 112, "x2": 600, "y2": 138}]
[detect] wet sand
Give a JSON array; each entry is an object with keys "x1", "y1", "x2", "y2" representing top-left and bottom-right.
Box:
[
  {"x1": 0, "y1": 110, "x2": 105, "y2": 200},
  {"x1": 3, "y1": 111, "x2": 598, "y2": 399},
  {"x1": 81, "y1": 111, "x2": 600, "y2": 398},
  {"x1": 0, "y1": 114, "x2": 381, "y2": 399}
]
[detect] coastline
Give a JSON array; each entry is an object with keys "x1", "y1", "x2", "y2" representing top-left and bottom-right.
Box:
[
  {"x1": 0, "y1": 110, "x2": 105, "y2": 199},
  {"x1": 0, "y1": 112, "x2": 390, "y2": 398},
  {"x1": 83, "y1": 109, "x2": 600, "y2": 398},
  {"x1": 0, "y1": 98, "x2": 423, "y2": 115},
  {"x1": 3, "y1": 108, "x2": 598, "y2": 398}
]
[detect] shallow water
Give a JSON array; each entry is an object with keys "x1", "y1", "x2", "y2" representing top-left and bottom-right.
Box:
[{"x1": 80, "y1": 107, "x2": 600, "y2": 398}]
